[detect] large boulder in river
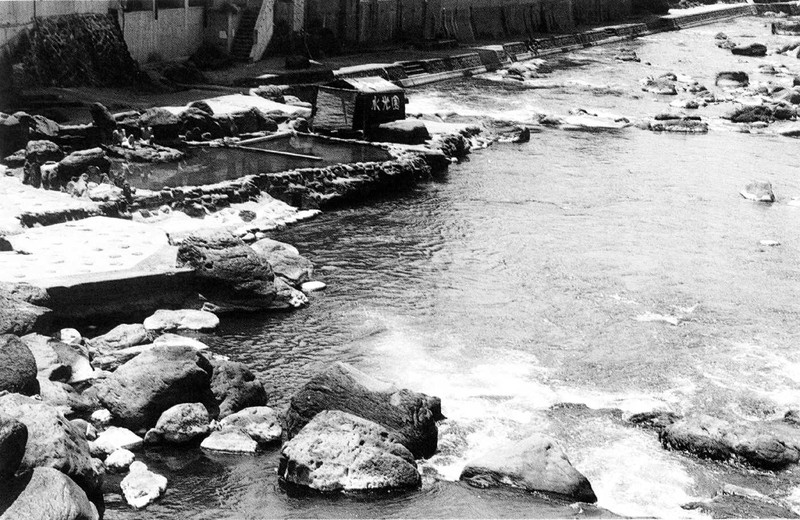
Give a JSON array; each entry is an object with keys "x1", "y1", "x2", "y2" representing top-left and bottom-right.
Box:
[
  {"x1": 251, "y1": 238, "x2": 314, "y2": 287},
  {"x1": 0, "y1": 288, "x2": 52, "y2": 336},
  {"x1": 460, "y1": 435, "x2": 597, "y2": 503},
  {"x1": 279, "y1": 410, "x2": 421, "y2": 492},
  {"x1": 740, "y1": 180, "x2": 775, "y2": 202},
  {"x1": 209, "y1": 358, "x2": 267, "y2": 418},
  {"x1": 0, "y1": 414, "x2": 27, "y2": 480},
  {"x1": 731, "y1": 43, "x2": 767, "y2": 57},
  {"x1": 25, "y1": 140, "x2": 63, "y2": 163},
  {"x1": 94, "y1": 345, "x2": 216, "y2": 430},
  {"x1": 137, "y1": 108, "x2": 180, "y2": 141},
  {"x1": 145, "y1": 403, "x2": 211, "y2": 444},
  {"x1": 284, "y1": 362, "x2": 443, "y2": 459},
  {"x1": 177, "y1": 229, "x2": 277, "y2": 311},
  {"x1": 370, "y1": 120, "x2": 431, "y2": 145},
  {"x1": 57, "y1": 148, "x2": 110, "y2": 185},
  {"x1": 0, "y1": 467, "x2": 99, "y2": 520},
  {"x1": 715, "y1": 71, "x2": 749, "y2": 88},
  {"x1": 0, "y1": 394, "x2": 103, "y2": 511},
  {"x1": 0, "y1": 335, "x2": 39, "y2": 396},
  {"x1": 660, "y1": 414, "x2": 800, "y2": 469}
]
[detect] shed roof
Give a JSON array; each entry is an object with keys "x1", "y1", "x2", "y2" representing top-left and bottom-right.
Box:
[{"x1": 325, "y1": 76, "x2": 403, "y2": 93}]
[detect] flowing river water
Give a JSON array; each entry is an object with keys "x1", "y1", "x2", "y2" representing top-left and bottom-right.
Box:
[{"x1": 108, "y1": 16, "x2": 800, "y2": 519}]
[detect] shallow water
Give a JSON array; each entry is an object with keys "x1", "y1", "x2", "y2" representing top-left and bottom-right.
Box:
[
  {"x1": 109, "y1": 17, "x2": 800, "y2": 518},
  {"x1": 124, "y1": 135, "x2": 391, "y2": 190}
]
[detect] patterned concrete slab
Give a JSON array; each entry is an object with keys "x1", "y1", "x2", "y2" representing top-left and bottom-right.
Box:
[
  {"x1": 0, "y1": 176, "x2": 104, "y2": 235},
  {"x1": 0, "y1": 216, "x2": 184, "y2": 288}
]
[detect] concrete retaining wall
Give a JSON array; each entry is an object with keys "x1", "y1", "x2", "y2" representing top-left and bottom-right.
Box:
[{"x1": 122, "y1": 6, "x2": 205, "y2": 62}]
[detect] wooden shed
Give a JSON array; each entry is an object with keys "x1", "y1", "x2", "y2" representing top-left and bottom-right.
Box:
[{"x1": 313, "y1": 77, "x2": 406, "y2": 132}]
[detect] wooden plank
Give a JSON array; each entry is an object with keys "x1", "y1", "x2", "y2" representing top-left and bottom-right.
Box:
[{"x1": 231, "y1": 145, "x2": 323, "y2": 161}]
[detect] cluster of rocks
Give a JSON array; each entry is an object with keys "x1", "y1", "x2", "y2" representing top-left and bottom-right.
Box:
[
  {"x1": 12, "y1": 14, "x2": 141, "y2": 89},
  {"x1": 265, "y1": 155, "x2": 432, "y2": 210},
  {"x1": 628, "y1": 409, "x2": 800, "y2": 516}
]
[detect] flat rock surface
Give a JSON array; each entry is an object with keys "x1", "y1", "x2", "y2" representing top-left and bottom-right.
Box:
[
  {"x1": 0, "y1": 177, "x2": 102, "y2": 235},
  {"x1": 0, "y1": 216, "x2": 183, "y2": 288}
]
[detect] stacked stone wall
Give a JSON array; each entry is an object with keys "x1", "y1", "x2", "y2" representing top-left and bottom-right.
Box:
[{"x1": 15, "y1": 13, "x2": 140, "y2": 88}]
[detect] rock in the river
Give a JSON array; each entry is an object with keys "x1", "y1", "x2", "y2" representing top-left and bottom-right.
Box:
[
  {"x1": 640, "y1": 77, "x2": 677, "y2": 95},
  {"x1": 285, "y1": 362, "x2": 443, "y2": 459},
  {"x1": 370, "y1": 120, "x2": 431, "y2": 145},
  {"x1": 0, "y1": 335, "x2": 39, "y2": 396},
  {"x1": 731, "y1": 43, "x2": 767, "y2": 57},
  {"x1": 716, "y1": 71, "x2": 749, "y2": 88},
  {"x1": 219, "y1": 406, "x2": 281, "y2": 445},
  {"x1": 143, "y1": 309, "x2": 220, "y2": 333},
  {"x1": 38, "y1": 379, "x2": 96, "y2": 415},
  {"x1": 152, "y1": 333, "x2": 209, "y2": 351},
  {"x1": 268, "y1": 277, "x2": 309, "y2": 310},
  {"x1": 209, "y1": 358, "x2": 267, "y2": 418},
  {"x1": 682, "y1": 484, "x2": 800, "y2": 518},
  {"x1": 200, "y1": 428, "x2": 259, "y2": 453},
  {"x1": 120, "y1": 461, "x2": 167, "y2": 509},
  {"x1": 628, "y1": 410, "x2": 681, "y2": 432},
  {"x1": 88, "y1": 324, "x2": 149, "y2": 352},
  {"x1": 251, "y1": 238, "x2": 314, "y2": 286},
  {"x1": 279, "y1": 410, "x2": 421, "y2": 492},
  {"x1": 177, "y1": 229, "x2": 277, "y2": 311},
  {"x1": 740, "y1": 180, "x2": 775, "y2": 202},
  {"x1": 137, "y1": 108, "x2": 180, "y2": 141},
  {"x1": 145, "y1": 403, "x2": 211, "y2": 444},
  {"x1": 25, "y1": 139, "x2": 63, "y2": 163},
  {"x1": 660, "y1": 414, "x2": 800, "y2": 469},
  {"x1": 93, "y1": 426, "x2": 143, "y2": 456},
  {"x1": 0, "y1": 288, "x2": 52, "y2": 337},
  {"x1": 648, "y1": 118, "x2": 708, "y2": 133},
  {"x1": 21, "y1": 334, "x2": 94, "y2": 384},
  {"x1": 0, "y1": 467, "x2": 99, "y2": 520},
  {"x1": 0, "y1": 394, "x2": 102, "y2": 510},
  {"x1": 301, "y1": 281, "x2": 327, "y2": 293},
  {"x1": 0, "y1": 414, "x2": 27, "y2": 480},
  {"x1": 57, "y1": 148, "x2": 110, "y2": 186},
  {"x1": 94, "y1": 345, "x2": 215, "y2": 430},
  {"x1": 105, "y1": 448, "x2": 135, "y2": 473},
  {"x1": 460, "y1": 435, "x2": 597, "y2": 503}
]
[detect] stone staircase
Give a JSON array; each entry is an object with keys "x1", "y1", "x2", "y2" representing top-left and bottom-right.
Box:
[
  {"x1": 232, "y1": 9, "x2": 258, "y2": 62},
  {"x1": 400, "y1": 61, "x2": 426, "y2": 76}
]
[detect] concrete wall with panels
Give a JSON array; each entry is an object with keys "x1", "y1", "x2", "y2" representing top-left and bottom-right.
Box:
[{"x1": 122, "y1": 6, "x2": 205, "y2": 62}]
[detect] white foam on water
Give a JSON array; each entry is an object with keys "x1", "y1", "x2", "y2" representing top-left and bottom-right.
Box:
[{"x1": 787, "y1": 487, "x2": 800, "y2": 515}]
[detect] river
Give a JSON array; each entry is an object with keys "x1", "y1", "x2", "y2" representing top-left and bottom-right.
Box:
[{"x1": 108, "y1": 16, "x2": 800, "y2": 519}]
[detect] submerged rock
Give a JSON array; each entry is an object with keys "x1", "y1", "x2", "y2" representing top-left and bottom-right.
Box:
[
  {"x1": 279, "y1": 410, "x2": 421, "y2": 492},
  {"x1": 460, "y1": 435, "x2": 597, "y2": 503},
  {"x1": 120, "y1": 461, "x2": 167, "y2": 509},
  {"x1": 740, "y1": 180, "x2": 775, "y2": 202},
  {"x1": 648, "y1": 118, "x2": 708, "y2": 133},
  {"x1": 94, "y1": 345, "x2": 215, "y2": 430},
  {"x1": 640, "y1": 77, "x2": 677, "y2": 95},
  {"x1": 0, "y1": 467, "x2": 99, "y2": 520},
  {"x1": 682, "y1": 484, "x2": 800, "y2": 518},
  {"x1": 285, "y1": 362, "x2": 443, "y2": 459},
  {"x1": 0, "y1": 335, "x2": 39, "y2": 396},
  {"x1": 628, "y1": 410, "x2": 681, "y2": 431},
  {"x1": 660, "y1": 414, "x2": 800, "y2": 469},
  {"x1": 145, "y1": 403, "x2": 211, "y2": 444}
]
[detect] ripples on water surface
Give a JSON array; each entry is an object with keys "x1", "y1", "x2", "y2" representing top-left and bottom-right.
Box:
[{"x1": 110, "y1": 17, "x2": 800, "y2": 519}]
